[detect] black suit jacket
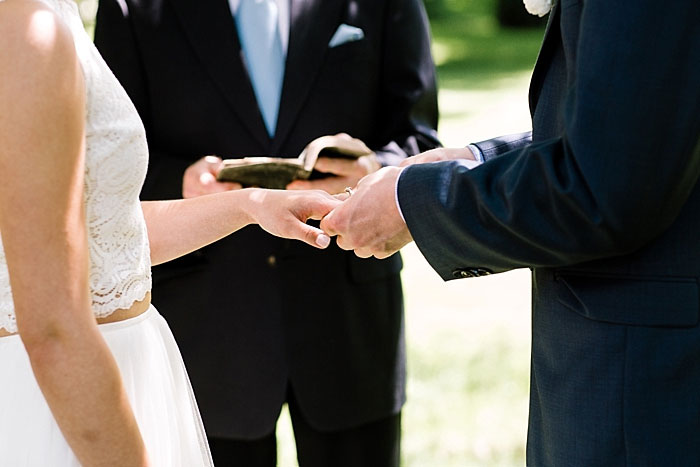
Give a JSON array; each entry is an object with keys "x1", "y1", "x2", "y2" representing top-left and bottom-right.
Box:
[
  {"x1": 95, "y1": 0, "x2": 439, "y2": 438},
  {"x1": 399, "y1": 1, "x2": 700, "y2": 465}
]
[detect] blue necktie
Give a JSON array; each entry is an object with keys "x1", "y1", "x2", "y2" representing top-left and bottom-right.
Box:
[{"x1": 236, "y1": 0, "x2": 285, "y2": 137}]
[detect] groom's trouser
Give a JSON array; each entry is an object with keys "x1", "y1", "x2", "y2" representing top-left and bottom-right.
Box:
[{"x1": 208, "y1": 387, "x2": 401, "y2": 467}]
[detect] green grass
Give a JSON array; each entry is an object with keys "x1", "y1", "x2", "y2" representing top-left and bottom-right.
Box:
[
  {"x1": 400, "y1": 247, "x2": 531, "y2": 466},
  {"x1": 430, "y1": 0, "x2": 545, "y2": 90},
  {"x1": 433, "y1": 22, "x2": 545, "y2": 91}
]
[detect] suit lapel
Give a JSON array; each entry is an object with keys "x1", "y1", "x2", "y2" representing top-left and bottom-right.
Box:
[
  {"x1": 170, "y1": 0, "x2": 271, "y2": 149},
  {"x1": 271, "y1": 0, "x2": 345, "y2": 154},
  {"x1": 528, "y1": 1, "x2": 561, "y2": 116}
]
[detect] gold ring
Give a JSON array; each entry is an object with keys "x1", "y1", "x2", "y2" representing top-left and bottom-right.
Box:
[{"x1": 344, "y1": 187, "x2": 354, "y2": 196}]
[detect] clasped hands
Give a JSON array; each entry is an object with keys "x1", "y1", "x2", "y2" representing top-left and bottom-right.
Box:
[
  {"x1": 183, "y1": 140, "x2": 479, "y2": 257},
  {"x1": 320, "y1": 147, "x2": 481, "y2": 258}
]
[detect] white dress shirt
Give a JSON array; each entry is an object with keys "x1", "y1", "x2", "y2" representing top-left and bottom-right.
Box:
[{"x1": 228, "y1": 0, "x2": 290, "y2": 54}]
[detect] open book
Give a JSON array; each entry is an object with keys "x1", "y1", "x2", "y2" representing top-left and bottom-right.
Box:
[{"x1": 216, "y1": 134, "x2": 373, "y2": 189}]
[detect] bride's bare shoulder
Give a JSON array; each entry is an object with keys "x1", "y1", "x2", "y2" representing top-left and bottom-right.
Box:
[
  {"x1": 0, "y1": 0, "x2": 76, "y2": 75},
  {"x1": 0, "y1": 0, "x2": 82, "y2": 117}
]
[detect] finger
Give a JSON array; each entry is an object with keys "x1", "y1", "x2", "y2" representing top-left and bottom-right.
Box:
[
  {"x1": 313, "y1": 157, "x2": 355, "y2": 176},
  {"x1": 373, "y1": 250, "x2": 394, "y2": 260},
  {"x1": 224, "y1": 182, "x2": 243, "y2": 191},
  {"x1": 199, "y1": 172, "x2": 217, "y2": 185},
  {"x1": 319, "y1": 209, "x2": 337, "y2": 236},
  {"x1": 304, "y1": 198, "x2": 343, "y2": 221},
  {"x1": 354, "y1": 248, "x2": 373, "y2": 259},
  {"x1": 204, "y1": 182, "x2": 239, "y2": 194},
  {"x1": 291, "y1": 177, "x2": 348, "y2": 195},
  {"x1": 333, "y1": 192, "x2": 350, "y2": 201},
  {"x1": 203, "y1": 156, "x2": 224, "y2": 176},
  {"x1": 208, "y1": 181, "x2": 241, "y2": 191},
  {"x1": 399, "y1": 157, "x2": 415, "y2": 167},
  {"x1": 182, "y1": 187, "x2": 200, "y2": 199},
  {"x1": 294, "y1": 222, "x2": 332, "y2": 249},
  {"x1": 286, "y1": 180, "x2": 312, "y2": 190},
  {"x1": 203, "y1": 155, "x2": 223, "y2": 164},
  {"x1": 334, "y1": 234, "x2": 355, "y2": 251}
]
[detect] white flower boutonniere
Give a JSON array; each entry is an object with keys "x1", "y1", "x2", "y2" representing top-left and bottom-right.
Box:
[{"x1": 523, "y1": 0, "x2": 553, "y2": 17}]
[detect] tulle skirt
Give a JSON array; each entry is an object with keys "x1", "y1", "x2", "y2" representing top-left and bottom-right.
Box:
[{"x1": 0, "y1": 306, "x2": 213, "y2": 466}]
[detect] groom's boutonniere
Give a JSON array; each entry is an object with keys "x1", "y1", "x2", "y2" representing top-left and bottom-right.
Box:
[{"x1": 523, "y1": 0, "x2": 553, "y2": 17}]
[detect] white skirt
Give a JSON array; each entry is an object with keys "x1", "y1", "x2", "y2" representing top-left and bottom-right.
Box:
[{"x1": 0, "y1": 306, "x2": 213, "y2": 467}]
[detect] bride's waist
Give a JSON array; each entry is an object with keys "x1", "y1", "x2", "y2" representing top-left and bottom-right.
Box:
[
  {"x1": 96, "y1": 292, "x2": 152, "y2": 325},
  {"x1": 0, "y1": 292, "x2": 151, "y2": 338}
]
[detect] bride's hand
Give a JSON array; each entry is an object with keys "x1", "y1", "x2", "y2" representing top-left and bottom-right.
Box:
[{"x1": 246, "y1": 189, "x2": 342, "y2": 249}]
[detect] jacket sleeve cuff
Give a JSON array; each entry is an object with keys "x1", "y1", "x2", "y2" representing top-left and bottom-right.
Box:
[{"x1": 473, "y1": 131, "x2": 532, "y2": 161}]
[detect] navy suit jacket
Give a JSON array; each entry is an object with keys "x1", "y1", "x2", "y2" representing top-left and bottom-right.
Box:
[
  {"x1": 400, "y1": 1, "x2": 700, "y2": 465},
  {"x1": 95, "y1": 0, "x2": 439, "y2": 438}
]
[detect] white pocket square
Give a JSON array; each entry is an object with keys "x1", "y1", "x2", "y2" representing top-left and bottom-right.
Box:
[{"x1": 328, "y1": 24, "x2": 365, "y2": 48}]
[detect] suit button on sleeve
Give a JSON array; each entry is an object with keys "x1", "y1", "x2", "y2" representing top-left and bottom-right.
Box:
[
  {"x1": 471, "y1": 268, "x2": 493, "y2": 276},
  {"x1": 267, "y1": 255, "x2": 277, "y2": 268},
  {"x1": 453, "y1": 269, "x2": 474, "y2": 278}
]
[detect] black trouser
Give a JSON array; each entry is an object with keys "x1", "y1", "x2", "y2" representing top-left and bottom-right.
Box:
[{"x1": 208, "y1": 388, "x2": 401, "y2": 467}]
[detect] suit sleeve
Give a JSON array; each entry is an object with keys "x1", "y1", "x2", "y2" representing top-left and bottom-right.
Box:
[
  {"x1": 95, "y1": 0, "x2": 187, "y2": 200},
  {"x1": 398, "y1": 0, "x2": 700, "y2": 280},
  {"x1": 372, "y1": 0, "x2": 441, "y2": 166},
  {"x1": 473, "y1": 131, "x2": 532, "y2": 161}
]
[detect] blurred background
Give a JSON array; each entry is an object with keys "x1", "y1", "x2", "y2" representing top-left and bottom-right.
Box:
[{"x1": 79, "y1": 1, "x2": 545, "y2": 464}]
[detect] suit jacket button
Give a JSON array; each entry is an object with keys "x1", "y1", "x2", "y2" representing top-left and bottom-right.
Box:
[
  {"x1": 453, "y1": 269, "x2": 474, "y2": 278},
  {"x1": 267, "y1": 255, "x2": 277, "y2": 268},
  {"x1": 471, "y1": 268, "x2": 493, "y2": 276}
]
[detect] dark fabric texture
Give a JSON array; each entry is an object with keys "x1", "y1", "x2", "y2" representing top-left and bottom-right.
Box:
[
  {"x1": 474, "y1": 131, "x2": 532, "y2": 162},
  {"x1": 207, "y1": 388, "x2": 401, "y2": 467},
  {"x1": 399, "y1": 0, "x2": 700, "y2": 465},
  {"x1": 208, "y1": 433, "x2": 277, "y2": 467},
  {"x1": 95, "y1": 0, "x2": 439, "y2": 439},
  {"x1": 288, "y1": 388, "x2": 401, "y2": 467}
]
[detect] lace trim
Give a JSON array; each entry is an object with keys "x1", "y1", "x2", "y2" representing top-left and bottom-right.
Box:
[{"x1": 0, "y1": 257, "x2": 17, "y2": 333}]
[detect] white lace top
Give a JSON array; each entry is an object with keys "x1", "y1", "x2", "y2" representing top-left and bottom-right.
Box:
[{"x1": 0, "y1": 0, "x2": 152, "y2": 333}]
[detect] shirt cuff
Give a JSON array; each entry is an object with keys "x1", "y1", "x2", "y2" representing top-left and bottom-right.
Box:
[
  {"x1": 467, "y1": 144, "x2": 485, "y2": 163},
  {"x1": 394, "y1": 166, "x2": 407, "y2": 224}
]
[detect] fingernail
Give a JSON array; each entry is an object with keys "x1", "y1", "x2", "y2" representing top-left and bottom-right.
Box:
[{"x1": 316, "y1": 234, "x2": 331, "y2": 248}]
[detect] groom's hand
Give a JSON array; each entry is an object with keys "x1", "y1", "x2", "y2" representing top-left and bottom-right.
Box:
[
  {"x1": 183, "y1": 156, "x2": 241, "y2": 198},
  {"x1": 320, "y1": 166, "x2": 413, "y2": 258}
]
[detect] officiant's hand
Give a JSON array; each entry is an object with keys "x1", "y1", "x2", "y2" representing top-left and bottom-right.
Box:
[
  {"x1": 399, "y1": 147, "x2": 480, "y2": 167},
  {"x1": 183, "y1": 156, "x2": 241, "y2": 198},
  {"x1": 286, "y1": 136, "x2": 381, "y2": 195},
  {"x1": 320, "y1": 166, "x2": 412, "y2": 258}
]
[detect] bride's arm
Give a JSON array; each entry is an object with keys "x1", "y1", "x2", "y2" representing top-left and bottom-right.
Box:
[
  {"x1": 0, "y1": 4, "x2": 148, "y2": 466},
  {"x1": 142, "y1": 189, "x2": 338, "y2": 266}
]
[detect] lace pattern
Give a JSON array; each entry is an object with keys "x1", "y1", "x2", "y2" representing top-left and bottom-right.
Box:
[{"x1": 0, "y1": 0, "x2": 152, "y2": 333}]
